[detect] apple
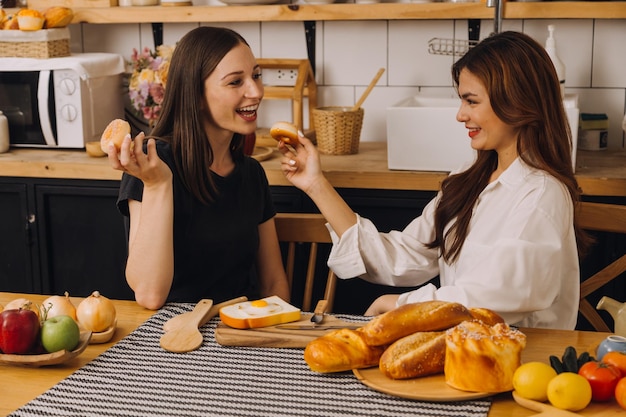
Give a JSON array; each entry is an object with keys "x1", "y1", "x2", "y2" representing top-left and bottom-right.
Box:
[
  {"x1": 0, "y1": 308, "x2": 40, "y2": 354},
  {"x1": 40, "y1": 315, "x2": 80, "y2": 353}
]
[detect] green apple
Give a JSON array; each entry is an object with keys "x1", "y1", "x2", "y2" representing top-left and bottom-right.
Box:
[{"x1": 40, "y1": 315, "x2": 80, "y2": 353}]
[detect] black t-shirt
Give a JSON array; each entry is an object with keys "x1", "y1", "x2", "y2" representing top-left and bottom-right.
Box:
[{"x1": 117, "y1": 140, "x2": 276, "y2": 304}]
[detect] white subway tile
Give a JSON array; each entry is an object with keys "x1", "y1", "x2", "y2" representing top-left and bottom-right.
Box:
[{"x1": 593, "y1": 20, "x2": 626, "y2": 88}]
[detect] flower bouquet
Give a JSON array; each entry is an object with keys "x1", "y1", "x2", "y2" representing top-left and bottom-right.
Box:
[{"x1": 127, "y1": 44, "x2": 175, "y2": 127}]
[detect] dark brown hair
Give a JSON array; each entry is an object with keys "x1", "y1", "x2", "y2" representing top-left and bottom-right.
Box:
[
  {"x1": 428, "y1": 31, "x2": 591, "y2": 262},
  {"x1": 150, "y1": 26, "x2": 249, "y2": 204}
]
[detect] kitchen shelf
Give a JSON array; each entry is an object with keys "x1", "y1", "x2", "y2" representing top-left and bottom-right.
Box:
[{"x1": 62, "y1": 2, "x2": 626, "y2": 24}]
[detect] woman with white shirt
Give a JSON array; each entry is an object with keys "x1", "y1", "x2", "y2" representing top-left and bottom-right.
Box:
[{"x1": 277, "y1": 31, "x2": 592, "y2": 330}]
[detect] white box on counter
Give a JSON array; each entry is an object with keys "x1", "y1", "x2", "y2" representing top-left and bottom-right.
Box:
[{"x1": 386, "y1": 93, "x2": 579, "y2": 172}]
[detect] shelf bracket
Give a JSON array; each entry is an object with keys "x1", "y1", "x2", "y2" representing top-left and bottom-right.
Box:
[
  {"x1": 304, "y1": 20, "x2": 316, "y2": 75},
  {"x1": 152, "y1": 22, "x2": 163, "y2": 48}
]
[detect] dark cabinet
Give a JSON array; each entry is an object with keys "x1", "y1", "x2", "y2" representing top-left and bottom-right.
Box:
[{"x1": 0, "y1": 178, "x2": 133, "y2": 300}]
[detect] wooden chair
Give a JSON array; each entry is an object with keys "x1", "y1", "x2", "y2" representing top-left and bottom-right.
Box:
[
  {"x1": 274, "y1": 213, "x2": 337, "y2": 313},
  {"x1": 577, "y1": 201, "x2": 626, "y2": 332}
]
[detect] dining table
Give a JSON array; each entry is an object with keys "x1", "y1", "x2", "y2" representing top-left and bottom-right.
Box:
[{"x1": 0, "y1": 291, "x2": 621, "y2": 417}]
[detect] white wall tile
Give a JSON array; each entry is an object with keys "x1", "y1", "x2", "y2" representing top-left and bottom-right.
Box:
[
  {"x1": 82, "y1": 24, "x2": 141, "y2": 57},
  {"x1": 360, "y1": 86, "x2": 420, "y2": 141},
  {"x1": 323, "y1": 21, "x2": 387, "y2": 85},
  {"x1": 260, "y1": 21, "x2": 308, "y2": 58},
  {"x1": 389, "y1": 20, "x2": 454, "y2": 87},
  {"x1": 593, "y1": 20, "x2": 626, "y2": 88},
  {"x1": 523, "y1": 19, "x2": 593, "y2": 88}
]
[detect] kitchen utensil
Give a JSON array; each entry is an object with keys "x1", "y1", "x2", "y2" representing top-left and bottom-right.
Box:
[
  {"x1": 353, "y1": 367, "x2": 494, "y2": 402},
  {"x1": 310, "y1": 299, "x2": 328, "y2": 323},
  {"x1": 351, "y1": 67, "x2": 385, "y2": 111},
  {"x1": 162, "y1": 296, "x2": 247, "y2": 332},
  {"x1": 214, "y1": 313, "x2": 365, "y2": 348},
  {"x1": 160, "y1": 299, "x2": 214, "y2": 353},
  {"x1": 512, "y1": 391, "x2": 579, "y2": 416}
]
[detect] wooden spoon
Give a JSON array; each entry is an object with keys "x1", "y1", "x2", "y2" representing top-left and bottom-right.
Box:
[
  {"x1": 160, "y1": 299, "x2": 214, "y2": 353},
  {"x1": 351, "y1": 67, "x2": 385, "y2": 111},
  {"x1": 512, "y1": 391, "x2": 580, "y2": 416},
  {"x1": 162, "y1": 296, "x2": 247, "y2": 333}
]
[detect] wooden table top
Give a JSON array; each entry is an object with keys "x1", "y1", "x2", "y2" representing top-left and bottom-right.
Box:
[
  {"x1": 1, "y1": 142, "x2": 625, "y2": 197},
  {"x1": 0, "y1": 292, "x2": 620, "y2": 416}
]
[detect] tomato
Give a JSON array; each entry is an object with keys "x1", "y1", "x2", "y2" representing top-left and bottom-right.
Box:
[
  {"x1": 578, "y1": 361, "x2": 622, "y2": 402},
  {"x1": 602, "y1": 351, "x2": 626, "y2": 377},
  {"x1": 616, "y1": 377, "x2": 626, "y2": 410}
]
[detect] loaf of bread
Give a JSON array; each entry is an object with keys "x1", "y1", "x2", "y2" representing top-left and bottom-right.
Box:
[
  {"x1": 43, "y1": 6, "x2": 74, "y2": 29},
  {"x1": 304, "y1": 328, "x2": 386, "y2": 373},
  {"x1": 444, "y1": 321, "x2": 526, "y2": 393},
  {"x1": 379, "y1": 331, "x2": 446, "y2": 379},
  {"x1": 468, "y1": 307, "x2": 505, "y2": 326},
  {"x1": 361, "y1": 301, "x2": 474, "y2": 346}
]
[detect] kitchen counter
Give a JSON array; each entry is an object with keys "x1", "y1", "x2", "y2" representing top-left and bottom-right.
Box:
[{"x1": 1, "y1": 142, "x2": 625, "y2": 196}]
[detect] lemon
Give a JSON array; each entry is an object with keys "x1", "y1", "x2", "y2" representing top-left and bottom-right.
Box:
[
  {"x1": 512, "y1": 362, "x2": 557, "y2": 402},
  {"x1": 547, "y1": 372, "x2": 592, "y2": 411}
]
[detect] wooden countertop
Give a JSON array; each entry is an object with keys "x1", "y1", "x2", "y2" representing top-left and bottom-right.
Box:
[
  {"x1": 1, "y1": 142, "x2": 625, "y2": 196},
  {"x1": 0, "y1": 291, "x2": 619, "y2": 416}
]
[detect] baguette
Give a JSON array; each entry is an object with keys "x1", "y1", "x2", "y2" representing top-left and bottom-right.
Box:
[
  {"x1": 379, "y1": 331, "x2": 446, "y2": 379},
  {"x1": 468, "y1": 307, "x2": 505, "y2": 326},
  {"x1": 361, "y1": 301, "x2": 474, "y2": 346},
  {"x1": 304, "y1": 328, "x2": 386, "y2": 373}
]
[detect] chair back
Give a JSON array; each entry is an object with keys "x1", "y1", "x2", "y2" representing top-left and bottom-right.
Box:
[
  {"x1": 274, "y1": 213, "x2": 337, "y2": 312},
  {"x1": 577, "y1": 201, "x2": 626, "y2": 331}
]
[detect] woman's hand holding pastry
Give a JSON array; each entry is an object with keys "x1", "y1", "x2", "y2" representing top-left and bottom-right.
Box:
[
  {"x1": 278, "y1": 134, "x2": 324, "y2": 194},
  {"x1": 107, "y1": 131, "x2": 172, "y2": 186}
]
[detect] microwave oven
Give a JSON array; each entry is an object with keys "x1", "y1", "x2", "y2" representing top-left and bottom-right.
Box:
[{"x1": 0, "y1": 53, "x2": 125, "y2": 149}]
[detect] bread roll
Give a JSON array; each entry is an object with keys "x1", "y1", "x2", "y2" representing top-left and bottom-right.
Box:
[
  {"x1": 43, "y1": 6, "x2": 74, "y2": 29},
  {"x1": 468, "y1": 307, "x2": 505, "y2": 326},
  {"x1": 444, "y1": 321, "x2": 526, "y2": 393},
  {"x1": 379, "y1": 331, "x2": 446, "y2": 379},
  {"x1": 304, "y1": 328, "x2": 386, "y2": 373},
  {"x1": 270, "y1": 121, "x2": 299, "y2": 146},
  {"x1": 100, "y1": 119, "x2": 131, "y2": 154},
  {"x1": 16, "y1": 9, "x2": 45, "y2": 31},
  {"x1": 361, "y1": 301, "x2": 474, "y2": 346}
]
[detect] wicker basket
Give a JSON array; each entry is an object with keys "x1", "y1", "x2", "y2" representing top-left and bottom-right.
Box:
[
  {"x1": 0, "y1": 28, "x2": 70, "y2": 58},
  {"x1": 312, "y1": 106, "x2": 364, "y2": 155}
]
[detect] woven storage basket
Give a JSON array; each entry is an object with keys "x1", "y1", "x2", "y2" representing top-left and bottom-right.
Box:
[
  {"x1": 312, "y1": 106, "x2": 364, "y2": 155},
  {"x1": 0, "y1": 28, "x2": 70, "y2": 58}
]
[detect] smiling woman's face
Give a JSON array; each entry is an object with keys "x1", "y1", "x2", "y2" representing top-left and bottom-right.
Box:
[
  {"x1": 455, "y1": 68, "x2": 518, "y2": 158},
  {"x1": 203, "y1": 42, "x2": 264, "y2": 140}
]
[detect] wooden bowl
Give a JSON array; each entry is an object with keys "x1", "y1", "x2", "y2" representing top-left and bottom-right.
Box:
[
  {"x1": 89, "y1": 320, "x2": 117, "y2": 344},
  {"x1": 0, "y1": 330, "x2": 92, "y2": 367},
  {"x1": 85, "y1": 141, "x2": 106, "y2": 157}
]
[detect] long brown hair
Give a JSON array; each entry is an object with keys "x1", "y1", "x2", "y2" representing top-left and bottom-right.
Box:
[
  {"x1": 150, "y1": 26, "x2": 249, "y2": 204},
  {"x1": 428, "y1": 31, "x2": 591, "y2": 262}
]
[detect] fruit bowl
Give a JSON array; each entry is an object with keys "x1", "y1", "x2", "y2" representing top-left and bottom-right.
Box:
[
  {"x1": 0, "y1": 330, "x2": 92, "y2": 367},
  {"x1": 89, "y1": 319, "x2": 117, "y2": 344}
]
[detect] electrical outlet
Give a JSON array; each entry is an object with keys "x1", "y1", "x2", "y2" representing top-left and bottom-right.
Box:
[{"x1": 262, "y1": 68, "x2": 299, "y2": 86}]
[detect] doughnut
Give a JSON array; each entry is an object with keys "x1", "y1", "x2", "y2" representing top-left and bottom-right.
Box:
[
  {"x1": 270, "y1": 121, "x2": 299, "y2": 146},
  {"x1": 100, "y1": 119, "x2": 131, "y2": 154}
]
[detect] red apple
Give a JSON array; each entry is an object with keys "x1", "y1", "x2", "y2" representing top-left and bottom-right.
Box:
[
  {"x1": 40, "y1": 315, "x2": 80, "y2": 353},
  {"x1": 0, "y1": 308, "x2": 40, "y2": 354}
]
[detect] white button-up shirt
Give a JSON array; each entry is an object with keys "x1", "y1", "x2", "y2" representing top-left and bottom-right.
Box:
[{"x1": 327, "y1": 158, "x2": 579, "y2": 330}]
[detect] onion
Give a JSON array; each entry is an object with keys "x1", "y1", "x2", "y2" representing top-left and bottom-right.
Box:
[
  {"x1": 42, "y1": 292, "x2": 77, "y2": 321},
  {"x1": 76, "y1": 291, "x2": 116, "y2": 332},
  {"x1": 4, "y1": 298, "x2": 40, "y2": 319}
]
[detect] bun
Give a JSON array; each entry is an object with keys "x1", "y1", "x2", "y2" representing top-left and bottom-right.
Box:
[
  {"x1": 304, "y1": 328, "x2": 386, "y2": 373},
  {"x1": 379, "y1": 331, "x2": 446, "y2": 379},
  {"x1": 16, "y1": 9, "x2": 45, "y2": 31},
  {"x1": 219, "y1": 295, "x2": 301, "y2": 329},
  {"x1": 43, "y1": 6, "x2": 74, "y2": 29},
  {"x1": 361, "y1": 301, "x2": 474, "y2": 346},
  {"x1": 444, "y1": 321, "x2": 526, "y2": 393},
  {"x1": 270, "y1": 121, "x2": 299, "y2": 146},
  {"x1": 100, "y1": 119, "x2": 131, "y2": 154}
]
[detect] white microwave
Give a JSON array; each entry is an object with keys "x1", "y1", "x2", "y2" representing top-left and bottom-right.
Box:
[{"x1": 0, "y1": 53, "x2": 125, "y2": 149}]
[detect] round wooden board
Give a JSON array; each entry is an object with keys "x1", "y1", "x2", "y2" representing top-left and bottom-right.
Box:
[
  {"x1": 353, "y1": 367, "x2": 498, "y2": 401},
  {"x1": 251, "y1": 146, "x2": 273, "y2": 162},
  {"x1": 0, "y1": 330, "x2": 92, "y2": 367}
]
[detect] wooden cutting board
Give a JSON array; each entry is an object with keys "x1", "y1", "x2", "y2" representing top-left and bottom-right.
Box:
[{"x1": 214, "y1": 314, "x2": 365, "y2": 348}]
